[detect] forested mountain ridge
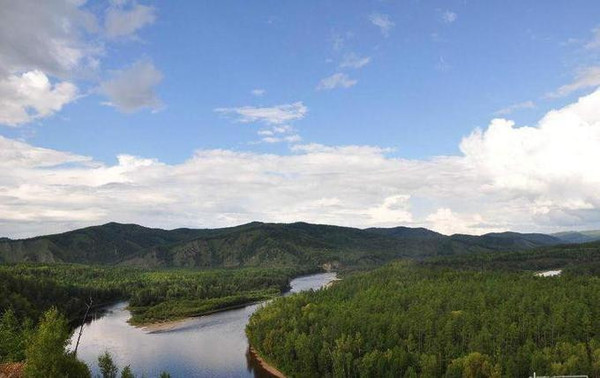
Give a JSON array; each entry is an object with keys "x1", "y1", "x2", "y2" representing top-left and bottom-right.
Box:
[
  {"x1": 448, "y1": 231, "x2": 562, "y2": 252},
  {"x1": 364, "y1": 226, "x2": 445, "y2": 239},
  {"x1": 0, "y1": 221, "x2": 567, "y2": 268}
]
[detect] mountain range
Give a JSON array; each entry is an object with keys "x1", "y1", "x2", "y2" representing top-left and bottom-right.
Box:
[{"x1": 0, "y1": 222, "x2": 597, "y2": 269}]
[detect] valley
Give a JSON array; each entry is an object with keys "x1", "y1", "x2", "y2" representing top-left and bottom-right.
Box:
[{"x1": 1, "y1": 221, "x2": 600, "y2": 377}]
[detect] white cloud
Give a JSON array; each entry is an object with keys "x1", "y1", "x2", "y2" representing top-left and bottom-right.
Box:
[
  {"x1": 442, "y1": 11, "x2": 457, "y2": 24},
  {"x1": 105, "y1": 1, "x2": 157, "y2": 39},
  {"x1": 0, "y1": 135, "x2": 92, "y2": 168},
  {"x1": 257, "y1": 125, "x2": 301, "y2": 144},
  {"x1": 217, "y1": 103, "x2": 307, "y2": 144},
  {"x1": 426, "y1": 208, "x2": 485, "y2": 235},
  {"x1": 369, "y1": 13, "x2": 394, "y2": 37},
  {"x1": 339, "y1": 53, "x2": 371, "y2": 69},
  {"x1": 4, "y1": 89, "x2": 600, "y2": 237},
  {"x1": 0, "y1": 0, "x2": 100, "y2": 78},
  {"x1": 547, "y1": 66, "x2": 600, "y2": 98},
  {"x1": 317, "y1": 73, "x2": 357, "y2": 90},
  {"x1": 0, "y1": 71, "x2": 78, "y2": 126},
  {"x1": 100, "y1": 60, "x2": 163, "y2": 113},
  {"x1": 494, "y1": 100, "x2": 535, "y2": 116},
  {"x1": 251, "y1": 89, "x2": 266, "y2": 96},
  {"x1": 0, "y1": 0, "x2": 98, "y2": 126},
  {"x1": 366, "y1": 195, "x2": 413, "y2": 225},
  {"x1": 215, "y1": 102, "x2": 307, "y2": 125},
  {"x1": 261, "y1": 134, "x2": 302, "y2": 144},
  {"x1": 0, "y1": 0, "x2": 160, "y2": 126}
]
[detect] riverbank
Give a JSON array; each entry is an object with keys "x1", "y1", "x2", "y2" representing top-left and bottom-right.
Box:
[
  {"x1": 248, "y1": 347, "x2": 286, "y2": 378},
  {"x1": 324, "y1": 277, "x2": 341, "y2": 288},
  {"x1": 133, "y1": 300, "x2": 264, "y2": 333},
  {"x1": 130, "y1": 271, "x2": 335, "y2": 331}
]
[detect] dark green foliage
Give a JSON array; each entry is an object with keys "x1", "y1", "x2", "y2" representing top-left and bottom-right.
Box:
[
  {"x1": 0, "y1": 222, "x2": 206, "y2": 265},
  {"x1": 24, "y1": 308, "x2": 90, "y2": 378},
  {"x1": 0, "y1": 262, "x2": 312, "y2": 368},
  {"x1": 120, "y1": 366, "x2": 134, "y2": 378},
  {"x1": 0, "y1": 309, "x2": 32, "y2": 363},
  {"x1": 98, "y1": 351, "x2": 118, "y2": 378},
  {"x1": 0, "y1": 222, "x2": 564, "y2": 269},
  {"x1": 365, "y1": 226, "x2": 444, "y2": 239},
  {"x1": 0, "y1": 263, "x2": 308, "y2": 326},
  {"x1": 0, "y1": 266, "x2": 122, "y2": 325},
  {"x1": 247, "y1": 257, "x2": 600, "y2": 377},
  {"x1": 424, "y1": 240, "x2": 600, "y2": 273}
]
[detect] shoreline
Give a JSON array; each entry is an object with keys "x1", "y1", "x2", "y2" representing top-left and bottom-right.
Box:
[
  {"x1": 131, "y1": 300, "x2": 266, "y2": 333},
  {"x1": 324, "y1": 277, "x2": 341, "y2": 288},
  {"x1": 130, "y1": 271, "x2": 336, "y2": 332},
  {"x1": 248, "y1": 346, "x2": 286, "y2": 378}
]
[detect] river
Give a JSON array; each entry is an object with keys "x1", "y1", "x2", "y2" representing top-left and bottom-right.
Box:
[{"x1": 69, "y1": 272, "x2": 336, "y2": 377}]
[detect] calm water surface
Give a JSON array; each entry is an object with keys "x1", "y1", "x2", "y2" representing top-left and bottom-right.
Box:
[{"x1": 69, "y1": 272, "x2": 336, "y2": 377}]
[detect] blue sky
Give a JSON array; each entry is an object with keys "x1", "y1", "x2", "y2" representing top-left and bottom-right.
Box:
[
  {"x1": 1, "y1": 1, "x2": 600, "y2": 237},
  {"x1": 5, "y1": 0, "x2": 599, "y2": 162}
]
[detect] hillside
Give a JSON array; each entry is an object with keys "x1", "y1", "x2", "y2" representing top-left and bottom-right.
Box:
[
  {"x1": 0, "y1": 222, "x2": 566, "y2": 268},
  {"x1": 364, "y1": 226, "x2": 445, "y2": 239},
  {"x1": 553, "y1": 230, "x2": 600, "y2": 244}
]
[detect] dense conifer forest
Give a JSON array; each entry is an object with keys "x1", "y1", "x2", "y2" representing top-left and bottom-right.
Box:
[
  {"x1": 247, "y1": 243, "x2": 600, "y2": 377},
  {"x1": 0, "y1": 264, "x2": 308, "y2": 330}
]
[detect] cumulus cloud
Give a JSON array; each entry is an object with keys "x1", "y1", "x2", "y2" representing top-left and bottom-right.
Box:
[
  {"x1": 105, "y1": 1, "x2": 157, "y2": 39},
  {"x1": 366, "y1": 195, "x2": 413, "y2": 225},
  {"x1": 425, "y1": 208, "x2": 487, "y2": 236},
  {"x1": 547, "y1": 66, "x2": 600, "y2": 98},
  {"x1": 251, "y1": 89, "x2": 266, "y2": 96},
  {"x1": 0, "y1": 0, "x2": 98, "y2": 126},
  {"x1": 494, "y1": 100, "x2": 535, "y2": 116},
  {"x1": 215, "y1": 102, "x2": 307, "y2": 125},
  {"x1": 3, "y1": 89, "x2": 600, "y2": 237},
  {"x1": 0, "y1": 71, "x2": 78, "y2": 126},
  {"x1": 339, "y1": 53, "x2": 371, "y2": 69},
  {"x1": 0, "y1": 0, "x2": 160, "y2": 126},
  {"x1": 369, "y1": 13, "x2": 394, "y2": 37},
  {"x1": 100, "y1": 61, "x2": 163, "y2": 112},
  {"x1": 317, "y1": 73, "x2": 357, "y2": 90},
  {"x1": 0, "y1": 0, "x2": 99, "y2": 78}
]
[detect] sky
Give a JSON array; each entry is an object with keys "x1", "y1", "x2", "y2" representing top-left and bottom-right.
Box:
[{"x1": 1, "y1": 0, "x2": 600, "y2": 238}]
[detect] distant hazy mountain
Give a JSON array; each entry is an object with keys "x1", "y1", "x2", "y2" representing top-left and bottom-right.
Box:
[
  {"x1": 0, "y1": 222, "x2": 566, "y2": 268},
  {"x1": 553, "y1": 230, "x2": 600, "y2": 244}
]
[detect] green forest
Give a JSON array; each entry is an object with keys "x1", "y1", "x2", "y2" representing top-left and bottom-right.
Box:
[
  {"x1": 2, "y1": 222, "x2": 600, "y2": 377},
  {"x1": 247, "y1": 244, "x2": 600, "y2": 377},
  {"x1": 0, "y1": 263, "x2": 310, "y2": 327},
  {"x1": 1, "y1": 307, "x2": 171, "y2": 377},
  {"x1": 0, "y1": 263, "x2": 312, "y2": 370}
]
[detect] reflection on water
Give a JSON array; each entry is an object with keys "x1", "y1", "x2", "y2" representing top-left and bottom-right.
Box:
[{"x1": 70, "y1": 272, "x2": 336, "y2": 377}]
